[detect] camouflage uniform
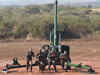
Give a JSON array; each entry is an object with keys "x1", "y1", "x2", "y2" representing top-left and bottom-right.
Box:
[
  {"x1": 26, "y1": 48, "x2": 35, "y2": 72},
  {"x1": 38, "y1": 49, "x2": 47, "y2": 71},
  {"x1": 47, "y1": 48, "x2": 57, "y2": 72},
  {"x1": 63, "y1": 51, "x2": 71, "y2": 71},
  {"x1": 60, "y1": 53, "x2": 65, "y2": 70},
  {"x1": 12, "y1": 57, "x2": 20, "y2": 65}
]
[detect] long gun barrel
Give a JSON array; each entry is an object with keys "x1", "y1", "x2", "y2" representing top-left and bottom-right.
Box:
[{"x1": 53, "y1": 0, "x2": 58, "y2": 46}]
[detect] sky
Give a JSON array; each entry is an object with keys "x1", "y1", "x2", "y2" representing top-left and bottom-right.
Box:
[{"x1": 0, "y1": 0, "x2": 97, "y2": 6}]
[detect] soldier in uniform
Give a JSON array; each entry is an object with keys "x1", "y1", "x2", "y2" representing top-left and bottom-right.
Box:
[
  {"x1": 38, "y1": 49, "x2": 47, "y2": 72},
  {"x1": 56, "y1": 45, "x2": 61, "y2": 65},
  {"x1": 12, "y1": 57, "x2": 20, "y2": 65},
  {"x1": 26, "y1": 48, "x2": 35, "y2": 72},
  {"x1": 60, "y1": 52, "x2": 65, "y2": 70},
  {"x1": 47, "y1": 47, "x2": 58, "y2": 72},
  {"x1": 62, "y1": 50, "x2": 71, "y2": 72}
]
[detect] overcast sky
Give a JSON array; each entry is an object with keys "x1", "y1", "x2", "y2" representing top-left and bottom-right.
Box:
[{"x1": 0, "y1": 0, "x2": 97, "y2": 5}]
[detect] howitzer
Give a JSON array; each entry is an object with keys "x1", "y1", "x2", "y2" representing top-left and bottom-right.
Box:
[
  {"x1": 1, "y1": 0, "x2": 96, "y2": 74},
  {"x1": 48, "y1": 0, "x2": 96, "y2": 74}
]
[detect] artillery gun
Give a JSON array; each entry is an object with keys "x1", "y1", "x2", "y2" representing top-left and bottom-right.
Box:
[
  {"x1": 1, "y1": 0, "x2": 96, "y2": 74},
  {"x1": 36, "y1": 0, "x2": 95, "y2": 73}
]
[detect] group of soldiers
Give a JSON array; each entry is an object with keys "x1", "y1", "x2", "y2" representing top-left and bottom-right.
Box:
[{"x1": 26, "y1": 45, "x2": 71, "y2": 72}]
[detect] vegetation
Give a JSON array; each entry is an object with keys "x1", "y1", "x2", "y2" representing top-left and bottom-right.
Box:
[{"x1": 0, "y1": 4, "x2": 100, "y2": 40}]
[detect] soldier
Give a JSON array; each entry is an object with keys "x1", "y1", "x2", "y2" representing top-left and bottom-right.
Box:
[
  {"x1": 40, "y1": 49, "x2": 47, "y2": 63},
  {"x1": 56, "y1": 45, "x2": 61, "y2": 65},
  {"x1": 26, "y1": 48, "x2": 35, "y2": 72},
  {"x1": 47, "y1": 47, "x2": 58, "y2": 72},
  {"x1": 38, "y1": 49, "x2": 47, "y2": 72},
  {"x1": 12, "y1": 57, "x2": 20, "y2": 65},
  {"x1": 60, "y1": 52, "x2": 65, "y2": 70},
  {"x1": 63, "y1": 50, "x2": 71, "y2": 72},
  {"x1": 42, "y1": 45, "x2": 49, "y2": 57}
]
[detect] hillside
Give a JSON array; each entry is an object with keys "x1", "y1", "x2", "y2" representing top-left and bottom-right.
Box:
[{"x1": 0, "y1": 5, "x2": 100, "y2": 40}]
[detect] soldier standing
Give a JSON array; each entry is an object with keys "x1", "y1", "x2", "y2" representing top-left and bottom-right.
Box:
[
  {"x1": 26, "y1": 48, "x2": 35, "y2": 72},
  {"x1": 47, "y1": 47, "x2": 58, "y2": 72},
  {"x1": 38, "y1": 49, "x2": 47, "y2": 72},
  {"x1": 60, "y1": 52, "x2": 65, "y2": 70},
  {"x1": 63, "y1": 51, "x2": 71, "y2": 72}
]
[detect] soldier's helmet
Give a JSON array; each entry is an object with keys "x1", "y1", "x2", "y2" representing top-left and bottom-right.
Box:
[
  {"x1": 14, "y1": 57, "x2": 17, "y2": 60},
  {"x1": 64, "y1": 50, "x2": 67, "y2": 54},
  {"x1": 45, "y1": 46, "x2": 49, "y2": 50},
  {"x1": 41, "y1": 49, "x2": 45, "y2": 52}
]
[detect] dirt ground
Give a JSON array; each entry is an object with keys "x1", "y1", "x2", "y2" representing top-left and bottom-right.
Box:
[{"x1": 0, "y1": 39, "x2": 100, "y2": 75}]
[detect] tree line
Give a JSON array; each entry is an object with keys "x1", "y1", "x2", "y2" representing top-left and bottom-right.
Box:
[{"x1": 0, "y1": 4, "x2": 100, "y2": 40}]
